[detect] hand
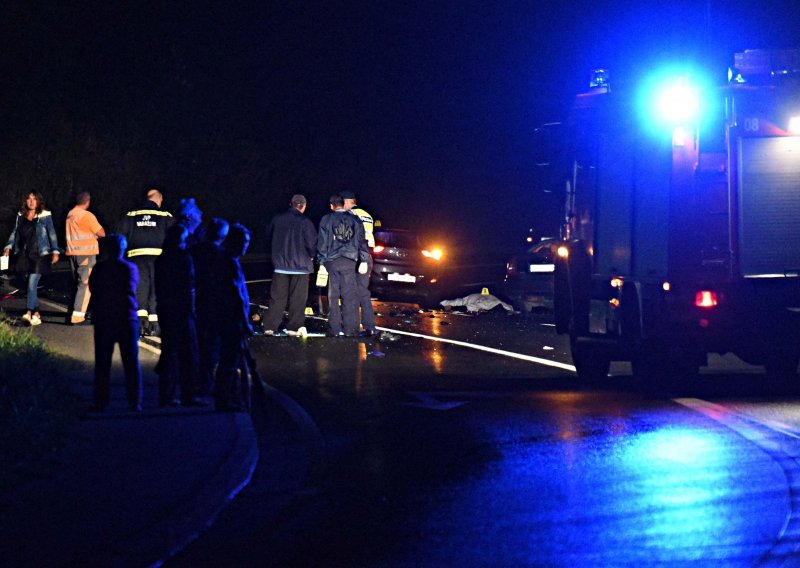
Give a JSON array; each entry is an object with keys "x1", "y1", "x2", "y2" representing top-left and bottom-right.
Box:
[
  {"x1": 51, "y1": 252, "x2": 60, "y2": 264},
  {"x1": 358, "y1": 262, "x2": 368, "y2": 275},
  {"x1": 2, "y1": 249, "x2": 9, "y2": 257}
]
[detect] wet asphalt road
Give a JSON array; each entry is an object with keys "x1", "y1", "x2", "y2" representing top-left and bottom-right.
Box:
[
  {"x1": 170, "y1": 300, "x2": 800, "y2": 567},
  {"x1": 15, "y1": 268, "x2": 800, "y2": 565}
]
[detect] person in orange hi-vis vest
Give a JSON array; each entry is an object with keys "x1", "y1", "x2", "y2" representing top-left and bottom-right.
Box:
[{"x1": 65, "y1": 191, "x2": 105, "y2": 325}]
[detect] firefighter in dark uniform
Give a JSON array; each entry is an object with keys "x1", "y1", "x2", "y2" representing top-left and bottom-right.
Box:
[
  {"x1": 120, "y1": 188, "x2": 173, "y2": 336},
  {"x1": 341, "y1": 191, "x2": 377, "y2": 336}
]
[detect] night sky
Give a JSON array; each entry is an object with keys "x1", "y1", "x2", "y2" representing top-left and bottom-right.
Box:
[{"x1": 2, "y1": 0, "x2": 799, "y2": 251}]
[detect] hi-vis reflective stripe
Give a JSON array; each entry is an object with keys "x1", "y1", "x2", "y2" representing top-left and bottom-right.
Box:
[
  {"x1": 66, "y1": 244, "x2": 99, "y2": 253},
  {"x1": 352, "y1": 207, "x2": 375, "y2": 247},
  {"x1": 127, "y1": 248, "x2": 163, "y2": 257},
  {"x1": 126, "y1": 209, "x2": 173, "y2": 217},
  {"x1": 137, "y1": 309, "x2": 149, "y2": 317}
]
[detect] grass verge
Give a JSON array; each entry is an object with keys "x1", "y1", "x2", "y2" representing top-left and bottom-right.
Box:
[{"x1": 0, "y1": 312, "x2": 85, "y2": 492}]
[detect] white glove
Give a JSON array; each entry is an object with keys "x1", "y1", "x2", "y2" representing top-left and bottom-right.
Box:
[{"x1": 358, "y1": 262, "x2": 368, "y2": 275}]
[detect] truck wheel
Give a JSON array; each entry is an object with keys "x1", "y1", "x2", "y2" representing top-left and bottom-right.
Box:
[{"x1": 570, "y1": 336, "x2": 611, "y2": 384}]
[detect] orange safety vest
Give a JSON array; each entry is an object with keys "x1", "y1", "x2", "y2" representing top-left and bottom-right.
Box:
[{"x1": 65, "y1": 207, "x2": 103, "y2": 256}]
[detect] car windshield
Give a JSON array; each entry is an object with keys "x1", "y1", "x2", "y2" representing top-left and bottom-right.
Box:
[{"x1": 375, "y1": 231, "x2": 421, "y2": 249}]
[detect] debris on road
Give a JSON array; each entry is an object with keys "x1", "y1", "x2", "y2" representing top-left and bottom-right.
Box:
[{"x1": 440, "y1": 293, "x2": 513, "y2": 313}]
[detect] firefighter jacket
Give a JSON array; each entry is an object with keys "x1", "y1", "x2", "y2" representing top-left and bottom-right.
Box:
[
  {"x1": 317, "y1": 209, "x2": 369, "y2": 264},
  {"x1": 119, "y1": 200, "x2": 174, "y2": 258},
  {"x1": 349, "y1": 206, "x2": 375, "y2": 248}
]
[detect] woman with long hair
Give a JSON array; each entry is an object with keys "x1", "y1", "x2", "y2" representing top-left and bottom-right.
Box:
[{"x1": 2, "y1": 191, "x2": 62, "y2": 325}]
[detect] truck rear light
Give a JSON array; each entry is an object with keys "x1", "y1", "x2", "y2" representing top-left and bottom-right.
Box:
[
  {"x1": 695, "y1": 290, "x2": 719, "y2": 308},
  {"x1": 372, "y1": 245, "x2": 385, "y2": 253},
  {"x1": 610, "y1": 277, "x2": 623, "y2": 288}
]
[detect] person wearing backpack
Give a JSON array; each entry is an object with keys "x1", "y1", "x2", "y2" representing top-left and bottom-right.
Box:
[{"x1": 317, "y1": 194, "x2": 369, "y2": 337}]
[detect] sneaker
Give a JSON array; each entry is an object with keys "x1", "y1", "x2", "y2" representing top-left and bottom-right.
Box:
[
  {"x1": 287, "y1": 326, "x2": 308, "y2": 337},
  {"x1": 263, "y1": 330, "x2": 275, "y2": 336},
  {"x1": 30, "y1": 314, "x2": 42, "y2": 326},
  {"x1": 21, "y1": 313, "x2": 32, "y2": 325}
]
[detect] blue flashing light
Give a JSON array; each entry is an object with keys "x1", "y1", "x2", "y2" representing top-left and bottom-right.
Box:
[
  {"x1": 655, "y1": 78, "x2": 700, "y2": 124},
  {"x1": 637, "y1": 68, "x2": 714, "y2": 135}
]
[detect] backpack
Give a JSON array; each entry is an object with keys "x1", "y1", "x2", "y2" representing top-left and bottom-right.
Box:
[{"x1": 333, "y1": 216, "x2": 354, "y2": 242}]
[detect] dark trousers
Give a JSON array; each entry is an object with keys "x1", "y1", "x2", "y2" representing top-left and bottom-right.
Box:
[
  {"x1": 356, "y1": 256, "x2": 376, "y2": 331},
  {"x1": 325, "y1": 257, "x2": 358, "y2": 335},
  {"x1": 215, "y1": 330, "x2": 249, "y2": 411},
  {"x1": 196, "y1": 315, "x2": 221, "y2": 397},
  {"x1": 264, "y1": 272, "x2": 310, "y2": 332},
  {"x1": 131, "y1": 256, "x2": 157, "y2": 321},
  {"x1": 157, "y1": 315, "x2": 200, "y2": 405},
  {"x1": 93, "y1": 320, "x2": 143, "y2": 410}
]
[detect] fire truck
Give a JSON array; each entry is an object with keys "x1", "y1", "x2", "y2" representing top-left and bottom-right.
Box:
[{"x1": 544, "y1": 49, "x2": 800, "y2": 386}]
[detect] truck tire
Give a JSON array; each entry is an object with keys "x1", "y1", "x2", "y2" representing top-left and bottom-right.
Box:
[{"x1": 570, "y1": 336, "x2": 611, "y2": 384}]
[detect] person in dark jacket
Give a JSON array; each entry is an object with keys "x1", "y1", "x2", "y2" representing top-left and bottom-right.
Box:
[
  {"x1": 119, "y1": 187, "x2": 174, "y2": 336},
  {"x1": 263, "y1": 194, "x2": 317, "y2": 336},
  {"x1": 88, "y1": 234, "x2": 142, "y2": 412},
  {"x1": 317, "y1": 194, "x2": 369, "y2": 337},
  {"x1": 155, "y1": 224, "x2": 204, "y2": 407},
  {"x1": 214, "y1": 223, "x2": 253, "y2": 412},
  {"x1": 189, "y1": 217, "x2": 230, "y2": 398},
  {"x1": 3, "y1": 191, "x2": 62, "y2": 326}
]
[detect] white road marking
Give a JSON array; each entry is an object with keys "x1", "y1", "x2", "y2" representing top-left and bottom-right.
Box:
[
  {"x1": 40, "y1": 298, "x2": 68, "y2": 312},
  {"x1": 674, "y1": 397, "x2": 800, "y2": 560},
  {"x1": 138, "y1": 341, "x2": 162, "y2": 355},
  {"x1": 674, "y1": 398, "x2": 800, "y2": 441},
  {"x1": 301, "y1": 313, "x2": 576, "y2": 371},
  {"x1": 372, "y1": 326, "x2": 576, "y2": 372}
]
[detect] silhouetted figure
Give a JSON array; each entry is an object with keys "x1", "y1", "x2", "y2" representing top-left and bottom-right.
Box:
[
  {"x1": 120, "y1": 187, "x2": 174, "y2": 336},
  {"x1": 263, "y1": 194, "x2": 317, "y2": 336},
  {"x1": 214, "y1": 223, "x2": 254, "y2": 412},
  {"x1": 155, "y1": 224, "x2": 203, "y2": 407},
  {"x1": 176, "y1": 197, "x2": 203, "y2": 248},
  {"x1": 88, "y1": 234, "x2": 143, "y2": 412},
  {"x1": 190, "y1": 217, "x2": 230, "y2": 398}
]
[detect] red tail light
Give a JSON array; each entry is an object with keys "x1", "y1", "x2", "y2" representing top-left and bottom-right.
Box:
[
  {"x1": 694, "y1": 290, "x2": 719, "y2": 308},
  {"x1": 372, "y1": 245, "x2": 385, "y2": 253}
]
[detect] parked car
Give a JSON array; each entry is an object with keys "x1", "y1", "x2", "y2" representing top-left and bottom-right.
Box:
[
  {"x1": 503, "y1": 238, "x2": 561, "y2": 312},
  {"x1": 369, "y1": 228, "x2": 448, "y2": 307}
]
